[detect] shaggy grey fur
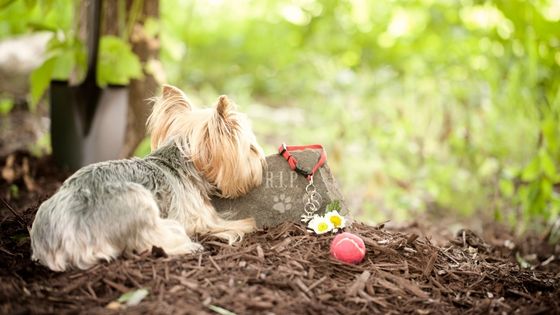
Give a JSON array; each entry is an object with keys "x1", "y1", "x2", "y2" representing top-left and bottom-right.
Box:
[{"x1": 30, "y1": 143, "x2": 238, "y2": 271}]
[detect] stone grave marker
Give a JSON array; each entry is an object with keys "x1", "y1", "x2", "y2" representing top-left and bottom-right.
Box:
[{"x1": 212, "y1": 149, "x2": 348, "y2": 228}]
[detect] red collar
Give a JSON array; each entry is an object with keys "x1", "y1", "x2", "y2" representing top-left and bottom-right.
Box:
[{"x1": 278, "y1": 143, "x2": 327, "y2": 182}]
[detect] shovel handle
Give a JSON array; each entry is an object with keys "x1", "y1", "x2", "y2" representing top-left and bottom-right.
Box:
[{"x1": 83, "y1": 0, "x2": 101, "y2": 86}]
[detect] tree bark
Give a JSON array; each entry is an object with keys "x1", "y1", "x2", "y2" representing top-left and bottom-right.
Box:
[
  {"x1": 100, "y1": 0, "x2": 160, "y2": 157},
  {"x1": 122, "y1": 0, "x2": 160, "y2": 157}
]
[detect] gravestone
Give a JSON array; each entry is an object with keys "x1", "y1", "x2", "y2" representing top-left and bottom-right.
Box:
[{"x1": 212, "y1": 149, "x2": 348, "y2": 228}]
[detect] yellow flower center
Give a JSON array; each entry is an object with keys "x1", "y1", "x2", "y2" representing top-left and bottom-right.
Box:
[
  {"x1": 317, "y1": 222, "x2": 329, "y2": 232},
  {"x1": 329, "y1": 215, "x2": 342, "y2": 227}
]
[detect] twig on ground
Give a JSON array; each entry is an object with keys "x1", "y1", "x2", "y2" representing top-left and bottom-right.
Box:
[{"x1": 0, "y1": 197, "x2": 28, "y2": 229}]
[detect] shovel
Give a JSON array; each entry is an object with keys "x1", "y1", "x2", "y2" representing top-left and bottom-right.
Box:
[{"x1": 49, "y1": 0, "x2": 128, "y2": 170}]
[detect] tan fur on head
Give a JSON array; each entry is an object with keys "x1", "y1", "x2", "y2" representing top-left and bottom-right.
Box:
[
  {"x1": 147, "y1": 84, "x2": 193, "y2": 150},
  {"x1": 217, "y1": 95, "x2": 237, "y2": 116},
  {"x1": 147, "y1": 84, "x2": 266, "y2": 198}
]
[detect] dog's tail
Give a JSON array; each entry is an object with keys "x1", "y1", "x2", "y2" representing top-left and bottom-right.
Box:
[
  {"x1": 30, "y1": 192, "x2": 121, "y2": 272},
  {"x1": 208, "y1": 216, "x2": 257, "y2": 244},
  {"x1": 169, "y1": 200, "x2": 256, "y2": 245}
]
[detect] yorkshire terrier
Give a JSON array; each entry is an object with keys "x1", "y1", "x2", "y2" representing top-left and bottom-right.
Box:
[{"x1": 30, "y1": 85, "x2": 265, "y2": 271}]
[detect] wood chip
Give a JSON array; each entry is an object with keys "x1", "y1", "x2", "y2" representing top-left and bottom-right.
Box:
[
  {"x1": 378, "y1": 270, "x2": 428, "y2": 299},
  {"x1": 347, "y1": 271, "x2": 371, "y2": 297},
  {"x1": 295, "y1": 278, "x2": 310, "y2": 293},
  {"x1": 271, "y1": 238, "x2": 292, "y2": 251},
  {"x1": 256, "y1": 244, "x2": 264, "y2": 260},
  {"x1": 102, "y1": 279, "x2": 130, "y2": 294},
  {"x1": 424, "y1": 252, "x2": 438, "y2": 277},
  {"x1": 208, "y1": 255, "x2": 222, "y2": 272},
  {"x1": 307, "y1": 276, "x2": 328, "y2": 292}
]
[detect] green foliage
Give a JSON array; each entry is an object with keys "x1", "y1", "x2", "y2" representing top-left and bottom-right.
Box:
[
  {"x1": 515, "y1": 252, "x2": 531, "y2": 269},
  {"x1": 1, "y1": 1, "x2": 144, "y2": 107},
  {"x1": 29, "y1": 56, "x2": 56, "y2": 110},
  {"x1": 97, "y1": 36, "x2": 143, "y2": 86},
  {"x1": 0, "y1": 0, "x2": 73, "y2": 40},
  {"x1": 326, "y1": 200, "x2": 341, "y2": 213},
  {"x1": 9, "y1": 184, "x2": 19, "y2": 199},
  {"x1": 0, "y1": 98, "x2": 14, "y2": 115},
  {"x1": 28, "y1": 133, "x2": 51, "y2": 157},
  {"x1": 10, "y1": 232, "x2": 29, "y2": 243},
  {"x1": 133, "y1": 137, "x2": 151, "y2": 158}
]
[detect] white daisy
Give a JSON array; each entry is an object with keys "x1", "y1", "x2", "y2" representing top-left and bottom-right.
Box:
[
  {"x1": 325, "y1": 210, "x2": 346, "y2": 231},
  {"x1": 307, "y1": 215, "x2": 334, "y2": 235}
]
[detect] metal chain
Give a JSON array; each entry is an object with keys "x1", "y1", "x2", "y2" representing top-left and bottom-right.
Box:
[{"x1": 300, "y1": 177, "x2": 323, "y2": 223}]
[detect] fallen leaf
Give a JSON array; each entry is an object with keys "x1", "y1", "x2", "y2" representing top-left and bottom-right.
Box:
[
  {"x1": 208, "y1": 305, "x2": 236, "y2": 315},
  {"x1": 117, "y1": 288, "x2": 149, "y2": 306}
]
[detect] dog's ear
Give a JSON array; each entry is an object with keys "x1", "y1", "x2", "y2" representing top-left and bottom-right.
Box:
[
  {"x1": 148, "y1": 84, "x2": 194, "y2": 150},
  {"x1": 216, "y1": 95, "x2": 237, "y2": 118},
  {"x1": 162, "y1": 84, "x2": 192, "y2": 110}
]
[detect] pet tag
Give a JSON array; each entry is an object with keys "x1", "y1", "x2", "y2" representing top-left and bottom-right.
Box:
[{"x1": 278, "y1": 143, "x2": 327, "y2": 223}]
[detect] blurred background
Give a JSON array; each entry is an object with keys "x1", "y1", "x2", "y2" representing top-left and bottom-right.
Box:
[{"x1": 0, "y1": 0, "x2": 559, "y2": 234}]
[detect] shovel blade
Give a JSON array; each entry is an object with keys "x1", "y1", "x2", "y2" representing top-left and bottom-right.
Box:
[{"x1": 50, "y1": 81, "x2": 128, "y2": 170}]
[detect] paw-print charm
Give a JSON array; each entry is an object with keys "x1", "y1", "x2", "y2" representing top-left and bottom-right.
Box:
[{"x1": 272, "y1": 194, "x2": 292, "y2": 213}]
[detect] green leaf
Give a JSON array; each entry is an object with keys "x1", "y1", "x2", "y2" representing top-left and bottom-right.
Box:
[
  {"x1": 326, "y1": 200, "x2": 341, "y2": 212},
  {"x1": 540, "y1": 178, "x2": 553, "y2": 202},
  {"x1": 0, "y1": 0, "x2": 18, "y2": 10},
  {"x1": 9, "y1": 184, "x2": 19, "y2": 199},
  {"x1": 23, "y1": 0, "x2": 36, "y2": 9},
  {"x1": 97, "y1": 36, "x2": 143, "y2": 86},
  {"x1": 51, "y1": 49, "x2": 76, "y2": 80},
  {"x1": 28, "y1": 132, "x2": 51, "y2": 157},
  {"x1": 208, "y1": 305, "x2": 236, "y2": 315},
  {"x1": 499, "y1": 179, "x2": 514, "y2": 197},
  {"x1": 143, "y1": 17, "x2": 160, "y2": 38},
  {"x1": 39, "y1": 0, "x2": 54, "y2": 12},
  {"x1": 26, "y1": 21, "x2": 58, "y2": 32},
  {"x1": 542, "y1": 118, "x2": 558, "y2": 152},
  {"x1": 133, "y1": 136, "x2": 151, "y2": 157},
  {"x1": 10, "y1": 232, "x2": 28, "y2": 243},
  {"x1": 493, "y1": 207, "x2": 503, "y2": 221},
  {"x1": 539, "y1": 150, "x2": 557, "y2": 180},
  {"x1": 521, "y1": 157, "x2": 540, "y2": 182},
  {"x1": 0, "y1": 98, "x2": 14, "y2": 116},
  {"x1": 117, "y1": 288, "x2": 149, "y2": 306},
  {"x1": 29, "y1": 57, "x2": 56, "y2": 110},
  {"x1": 515, "y1": 252, "x2": 531, "y2": 269}
]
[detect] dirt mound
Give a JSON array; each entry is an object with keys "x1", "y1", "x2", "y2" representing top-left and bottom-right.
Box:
[{"x1": 0, "y1": 153, "x2": 559, "y2": 314}]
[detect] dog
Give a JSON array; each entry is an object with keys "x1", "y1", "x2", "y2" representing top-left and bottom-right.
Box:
[{"x1": 30, "y1": 84, "x2": 265, "y2": 271}]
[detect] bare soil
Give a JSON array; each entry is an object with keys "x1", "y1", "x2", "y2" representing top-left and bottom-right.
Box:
[{"x1": 1, "y1": 152, "x2": 559, "y2": 315}]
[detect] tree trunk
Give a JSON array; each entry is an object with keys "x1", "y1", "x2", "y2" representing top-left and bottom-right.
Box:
[
  {"x1": 101, "y1": 0, "x2": 160, "y2": 158},
  {"x1": 123, "y1": 0, "x2": 160, "y2": 157}
]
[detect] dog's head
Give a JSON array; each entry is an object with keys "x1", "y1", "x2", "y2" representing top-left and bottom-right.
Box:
[{"x1": 148, "y1": 84, "x2": 266, "y2": 198}]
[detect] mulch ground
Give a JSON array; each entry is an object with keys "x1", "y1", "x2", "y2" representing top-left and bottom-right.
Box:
[{"x1": 1, "y1": 152, "x2": 559, "y2": 315}]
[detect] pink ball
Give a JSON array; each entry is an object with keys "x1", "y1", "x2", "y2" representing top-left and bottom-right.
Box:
[{"x1": 330, "y1": 232, "x2": 366, "y2": 264}]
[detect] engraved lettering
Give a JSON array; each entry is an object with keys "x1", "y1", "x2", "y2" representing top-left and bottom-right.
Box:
[
  {"x1": 279, "y1": 171, "x2": 285, "y2": 189},
  {"x1": 265, "y1": 171, "x2": 274, "y2": 188},
  {"x1": 290, "y1": 171, "x2": 298, "y2": 188}
]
